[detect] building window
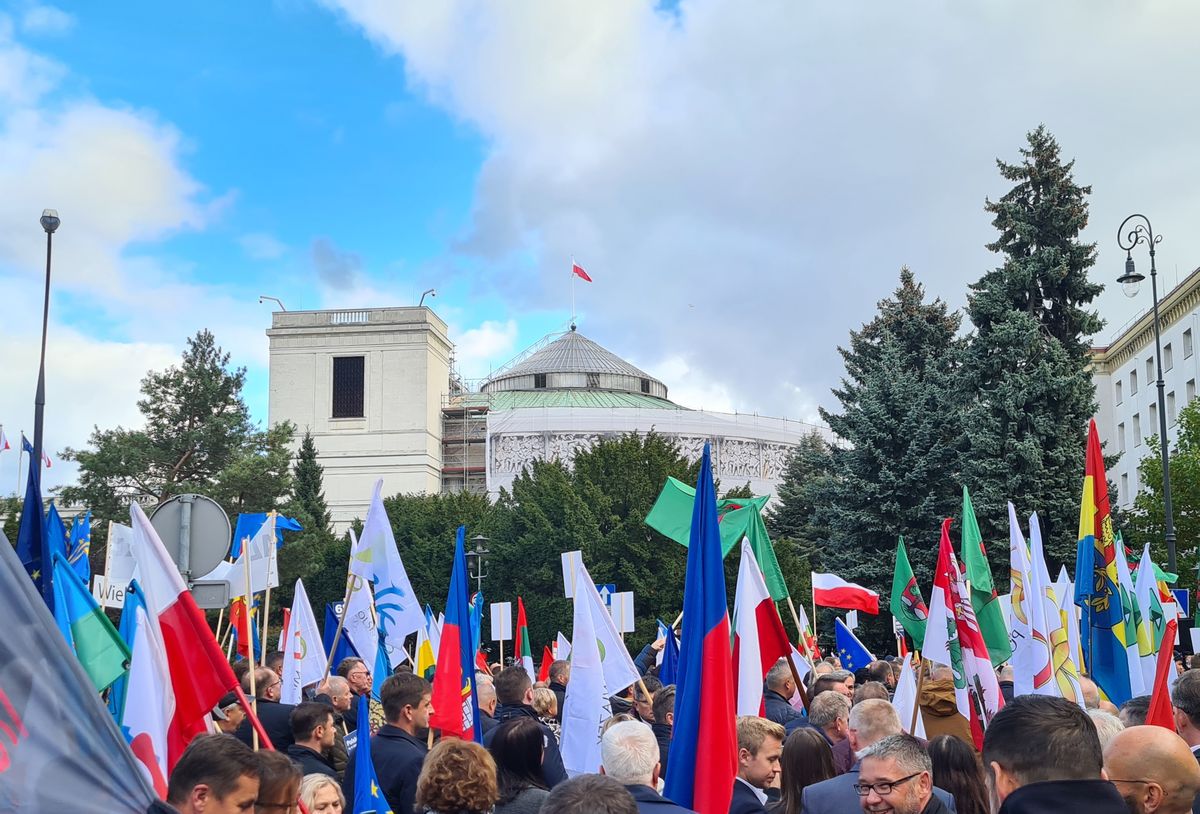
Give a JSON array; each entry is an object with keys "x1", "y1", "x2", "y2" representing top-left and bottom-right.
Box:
[
  {"x1": 1149, "y1": 402, "x2": 1158, "y2": 431},
  {"x1": 1169, "y1": 391, "x2": 1177, "y2": 425},
  {"x1": 1189, "y1": 379, "x2": 1196, "y2": 403},
  {"x1": 1131, "y1": 370, "x2": 1138, "y2": 395},
  {"x1": 1117, "y1": 422, "x2": 1126, "y2": 454},
  {"x1": 586, "y1": 373, "x2": 600, "y2": 389},
  {"x1": 640, "y1": 378, "x2": 651, "y2": 394},
  {"x1": 1134, "y1": 413, "x2": 1142, "y2": 446},
  {"x1": 332, "y1": 356, "x2": 365, "y2": 418},
  {"x1": 1121, "y1": 473, "x2": 1129, "y2": 503},
  {"x1": 534, "y1": 373, "x2": 547, "y2": 389},
  {"x1": 1165, "y1": 343, "x2": 1174, "y2": 371},
  {"x1": 1116, "y1": 380, "x2": 1123, "y2": 405},
  {"x1": 1186, "y1": 328, "x2": 1194, "y2": 359},
  {"x1": 1147, "y1": 357, "x2": 1155, "y2": 382}
]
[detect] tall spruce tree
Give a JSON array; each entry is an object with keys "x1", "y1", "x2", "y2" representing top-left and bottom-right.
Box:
[
  {"x1": 292, "y1": 431, "x2": 331, "y2": 532},
  {"x1": 814, "y1": 268, "x2": 964, "y2": 648},
  {"x1": 960, "y1": 126, "x2": 1101, "y2": 569}
]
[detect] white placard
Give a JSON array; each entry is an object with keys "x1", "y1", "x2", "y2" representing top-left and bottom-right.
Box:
[
  {"x1": 490, "y1": 601, "x2": 513, "y2": 642},
  {"x1": 610, "y1": 591, "x2": 635, "y2": 633},
  {"x1": 91, "y1": 574, "x2": 128, "y2": 610},
  {"x1": 846, "y1": 610, "x2": 859, "y2": 630},
  {"x1": 561, "y1": 551, "x2": 583, "y2": 597}
]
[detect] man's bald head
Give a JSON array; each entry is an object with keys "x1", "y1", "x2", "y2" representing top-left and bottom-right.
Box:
[
  {"x1": 1078, "y1": 675, "x2": 1101, "y2": 710},
  {"x1": 1104, "y1": 725, "x2": 1200, "y2": 814}
]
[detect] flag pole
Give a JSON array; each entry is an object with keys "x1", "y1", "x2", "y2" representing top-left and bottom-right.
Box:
[
  {"x1": 260, "y1": 512, "x2": 277, "y2": 667},
  {"x1": 213, "y1": 606, "x2": 225, "y2": 646},
  {"x1": 15, "y1": 434, "x2": 24, "y2": 495},
  {"x1": 321, "y1": 571, "x2": 357, "y2": 683},
  {"x1": 909, "y1": 653, "x2": 926, "y2": 735},
  {"x1": 100, "y1": 520, "x2": 114, "y2": 611},
  {"x1": 785, "y1": 596, "x2": 815, "y2": 662},
  {"x1": 243, "y1": 547, "x2": 259, "y2": 751},
  {"x1": 570, "y1": 256, "x2": 576, "y2": 324}
]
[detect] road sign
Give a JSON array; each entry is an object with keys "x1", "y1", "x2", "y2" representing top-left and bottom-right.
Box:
[
  {"x1": 598, "y1": 584, "x2": 617, "y2": 607},
  {"x1": 148, "y1": 494, "x2": 231, "y2": 582}
]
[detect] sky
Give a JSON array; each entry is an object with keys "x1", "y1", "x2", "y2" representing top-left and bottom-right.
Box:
[{"x1": 3, "y1": 0, "x2": 1200, "y2": 495}]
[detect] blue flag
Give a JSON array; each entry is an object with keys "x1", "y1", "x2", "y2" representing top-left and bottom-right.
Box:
[
  {"x1": 108, "y1": 582, "x2": 147, "y2": 723},
  {"x1": 228, "y1": 512, "x2": 303, "y2": 558},
  {"x1": 68, "y1": 509, "x2": 92, "y2": 583},
  {"x1": 323, "y1": 603, "x2": 360, "y2": 669},
  {"x1": 834, "y1": 618, "x2": 875, "y2": 672},
  {"x1": 658, "y1": 619, "x2": 680, "y2": 686},
  {"x1": 351, "y1": 670, "x2": 393, "y2": 814},
  {"x1": 16, "y1": 434, "x2": 48, "y2": 605},
  {"x1": 51, "y1": 553, "x2": 130, "y2": 693},
  {"x1": 469, "y1": 590, "x2": 485, "y2": 656}
]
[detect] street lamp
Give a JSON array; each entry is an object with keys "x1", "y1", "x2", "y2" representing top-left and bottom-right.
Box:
[
  {"x1": 32, "y1": 209, "x2": 59, "y2": 490},
  {"x1": 1116, "y1": 213, "x2": 1176, "y2": 572},
  {"x1": 465, "y1": 534, "x2": 489, "y2": 596}
]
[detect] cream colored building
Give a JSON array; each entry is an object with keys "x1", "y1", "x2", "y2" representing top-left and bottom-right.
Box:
[
  {"x1": 267, "y1": 307, "x2": 451, "y2": 526},
  {"x1": 1090, "y1": 266, "x2": 1200, "y2": 509}
]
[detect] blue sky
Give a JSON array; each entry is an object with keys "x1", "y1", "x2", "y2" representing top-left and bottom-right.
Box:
[{"x1": 4, "y1": 1, "x2": 1200, "y2": 495}]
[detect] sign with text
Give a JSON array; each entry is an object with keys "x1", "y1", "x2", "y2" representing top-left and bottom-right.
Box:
[
  {"x1": 490, "y1": 601, "x2": 513, "y2": 642},
  {"x1": 91, "y1": 575, "x2": 127, "y2": 610}
]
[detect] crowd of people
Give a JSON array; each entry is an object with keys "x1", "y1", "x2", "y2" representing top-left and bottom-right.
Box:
[{"x1": 161, "y1": 643, "x2": 1200, "y2": 814}]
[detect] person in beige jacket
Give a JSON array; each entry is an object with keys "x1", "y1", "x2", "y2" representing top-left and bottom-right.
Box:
[{"x1": 918, "y1": 665, "x2": 976, "y2": 752}]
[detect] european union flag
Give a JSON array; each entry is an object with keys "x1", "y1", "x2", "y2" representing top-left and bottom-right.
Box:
[
  {"x1": 835, "y1": 618, "x2": 875, "y2": 672},
  {"x1": 658, "y1": 618, "x2": 680, "y2": 686},
  {"x1": 68, "y1": 509, "x2": 92, "y2": 583},
  {"x1": 16, "y1": 434, "x2": 47, "y2": 603},
  {"x1": 351, "y1": 667, "x2": 393, "y2": 814}
]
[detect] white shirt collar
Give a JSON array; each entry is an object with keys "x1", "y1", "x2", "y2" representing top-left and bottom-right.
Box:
[{"x1": 736, "y1": 777, "x2": 768, "y2": 804}]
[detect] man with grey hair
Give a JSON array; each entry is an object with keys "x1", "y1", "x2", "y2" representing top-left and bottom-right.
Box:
[
  {"x1": 478, "y1": 680, "x2": 500, "y2": 734},
  {"x1": 808, "y1": 691, "x2": 851, "y2": 747},
  {"x1": 801, "y1": 700, "x2": 955, "y2": 814},
  {"x1": 600, "y1": 719, "x2": 695, "y2": 814},
  {"x1": 812, "y1": 670, "x2": 856, "y2": 700},
  {"x1": 1087, "y1": 709, "x2": 1125, "y2": 750},
  {"x1": 856, "y1": 734, "x2": 948, "y2": 814},
  {"x1": 763, "y1": 658, "x2": 807, "y2": 732}
]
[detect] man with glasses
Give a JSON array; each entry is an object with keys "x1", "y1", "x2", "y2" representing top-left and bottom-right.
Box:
[
  {"x1": 336, "y1": 657, "x2": 373, "y2": 733},
  {"x1": 801, "y1": 700, "x2": 954, "y2": 814},
  {"x1": 855, "y1": 734, "x2": 947, "y2": 814},
  {"x1": 1103, "y1": 724, "x2": 1200, "y2": 814},
  {"x1": 234, "y1": 665, "x2": 297, "y2": 751}
]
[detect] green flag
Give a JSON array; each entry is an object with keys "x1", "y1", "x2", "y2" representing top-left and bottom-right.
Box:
[
  {"x1": 51, "y1": 553, "x2": 130, "y2": 691},
  {"x1": 959, "y1": 486, "x2": 1012, "y2": 665},
  {"x1": 890, "y1": 536, "x2": 928, "y2": 648},
  {"x1": 645, "y1": 477, "x2": 787, "y2": 600}
]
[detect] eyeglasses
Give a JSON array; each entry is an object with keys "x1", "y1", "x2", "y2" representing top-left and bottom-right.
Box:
[
  {"x1": 1109, "y1": 779, "x2": 1155, "y2": 786},
  {"x1": 853, "y1": 773, "x2": 922, "y2": 797},
  {"x1": 348, "y1": 670, "x2": 371, "y2": 679}
]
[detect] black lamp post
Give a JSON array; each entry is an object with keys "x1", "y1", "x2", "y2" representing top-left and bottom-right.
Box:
[
  {"x1": 466, "y1": 534, "x2": 489, "y2": 596},
  {"x1": 32, "y1": 209, "x2": 59, "y2": 488},
  {"x1": 1116, "y1": 213, "x2": 1176, "y2": 573}
]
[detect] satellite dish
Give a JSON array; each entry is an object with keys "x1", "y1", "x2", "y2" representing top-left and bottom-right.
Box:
[{"x1": 149, "y1": 494, "x2": 231, "y2": 583}]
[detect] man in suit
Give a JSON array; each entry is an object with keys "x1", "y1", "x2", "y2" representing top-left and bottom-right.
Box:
[
  {"x1": 801, "y1": 700, "x2": 955, "y2": 814},
  {"x1": 729, "y1": 716, "x2": 785, "y2": 814},
  {"x1": 285, "y1": 701, "x2": 339, "y2": 778},
  {"x1": 600, "y1": 719, "x2": 696, "y2": 814},
  {"x1": 548, "y1": 660, "x2": 570, "y2": 723},
  {"x1": 808, "y1": 691, "x2": 853, "y2": 773},
  {"x1": 857, "y1": 734, "x2": 948, "y2": 814},
  {"x1": 1173, "y1": 671, "x2": 1200, "y2": 814},
  {"x1": 233, "y1": 666, "x2": 295, "y2": 751},
  {"x1": 763, "y1": 659, "x2": 809, "y2": 734},
  {"x1": 1103, "y1": 724, "x2": 1200, "y2": 814},
  {"x1": 341, "y1": 672, "x2": 430, "y2": 814}
]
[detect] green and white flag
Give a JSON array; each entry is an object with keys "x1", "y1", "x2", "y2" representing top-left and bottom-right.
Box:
[
  {"x1": 890, "y1": 537, "x2": 928, "y2": 648},
  {"x1": 960, "y1": 486, "x2": 1011, "y2": 666}
]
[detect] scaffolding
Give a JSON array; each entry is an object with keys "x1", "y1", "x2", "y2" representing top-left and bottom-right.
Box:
[{"x1": 441, "y1": 359, "x2": 490, "y2": 494}]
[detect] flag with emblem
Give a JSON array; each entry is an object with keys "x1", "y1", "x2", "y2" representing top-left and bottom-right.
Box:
[
  {"x1": 415, "y1": 615, "x2": 437, "y2": 681},
  {"x1": 280, "y1": 578, "x2": 325, "y2": 704},
  {"x1": 67, "y1": 509, "x2": 91, "y2": 583},
  {"x1": 890, "y1": 536, "x2": 927, "y2": 648},
  {"x1": 834, "y1": 617, "x2": 875, "y2": 672},
  {"x1": 352, "y1": 673, "x2": 393, "y2": 814},
  {"x1": 960, "y1": 486, "x2": 1011, "y2": 665},
  {"x1": 429, "y1": 526, "x2": 481, "y2": 741},
  {"x1": 16, "y1": 438, "x2": 47, "y2": 603}
]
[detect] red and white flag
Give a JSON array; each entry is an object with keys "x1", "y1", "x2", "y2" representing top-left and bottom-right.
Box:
[
  {"x1": 129, "y1": 501, "x2": 249, "y2": 766},
  {"x1": 0, "y1": 427, "x2": 10, "y2": 452},
  {"x1": 121, "y1": 604, "x2": 173, "y2": 797},
  {"x1": 811, "y1": 572, "x2": 880, "y2": 614},
  {"x1": 923, "y1": 518, "x2": 1003, "y2": 748},
  {"x1": 733, "y1": 539, "x2": 792, "y2": 716},
  {"x1": 571, "y1": 262, "x2": 592, "y2": 282}
]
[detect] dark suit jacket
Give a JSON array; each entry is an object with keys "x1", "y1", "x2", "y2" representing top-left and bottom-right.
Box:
[
  {"x1": 286, "y1": 744, "x2": 338, "y2": 778},
  {"x1": 763, "y1": 690, "x2": 807, "y2": 733},
  {"x1": 801, "y1": 762, "x2": 957, "y2": 814},
  {"x1": 728, "y1": 779, "x2": 768, "y2": 814},
  {"x1": 485, "y1": 704, "x2": 567, "y2": 786},
  {"x1": 234, "y1": 699, "x2": 296, "y2": 751},
  {"x1": 831, "y1": 737, "x2": 853, "y2": 774},
  {"x1": 342, "y1": 725, "x2": 427, "y2": 814},
  {"x1": 549, "y1": 681, "x2": 568, "y2": 723},
  {"x1": 625, "y1": 783, "x2": 697, "y2": 814}
]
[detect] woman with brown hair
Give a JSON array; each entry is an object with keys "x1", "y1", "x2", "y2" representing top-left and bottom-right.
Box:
[
  {"x1": 928, "y1": 734, "x2": 989, "y2": 814},
  {"x1": 414, "y1": 739, "x2": 500, "y2": 814},
  {"x1": 254, "y1": 751, "x2": 303, "y2": 814},
  {"x1": 769, "y1": 727, "x2": 836, "y2": 814}
]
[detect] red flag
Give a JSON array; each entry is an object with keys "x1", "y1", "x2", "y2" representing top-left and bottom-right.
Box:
[
  {"x1": 230, "y1": 598, "x2": 251, "y2": 661},
  {"x1": 538, "y1": 645, "x2": 554, "y2": 683},
  {"x1": 1146, "y1": 620, "x2": 1179, "y2": 730},
  {"x1": 571, "y1": 263, "x2": 592, "y2": 282}
]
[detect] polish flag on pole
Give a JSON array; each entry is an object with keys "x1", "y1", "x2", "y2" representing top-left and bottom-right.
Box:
[
  {"x1": 0, "y1": 426, "x2": 10, "y2": 451},
  {"x1": 733, "y1": 539, "x2": 792, "y2": 716},
  {"x1": 571, "y1": 263, "x2": 592, "y2": 282},
  {"x1": 129, "y1": 501, "x2": 269, "y2": 766},
  {"x1": 811, "y1": 572, "x2": 880, "y2": 614},
  {"x1": 121, "y1": 604, "x2": 173, "y2": 797}
]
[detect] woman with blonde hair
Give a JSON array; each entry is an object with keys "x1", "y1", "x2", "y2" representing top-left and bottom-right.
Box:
[
  {"x1": 415, "y1": 739, "x2": 499, "y2": 814},
  {"x1": 298, "y1": 774, "x2": 344, "y2": 814}
]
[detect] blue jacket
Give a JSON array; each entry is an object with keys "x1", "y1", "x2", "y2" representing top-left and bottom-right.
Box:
[
  {"x1": 624, "y1": 783, "x2": 696, "y2": 814},
  {"x1": 728, "y1": 779, "x2": 768, "y2": 814},
  {"x1": 762, "y1": 690, "x2": 811, "y2": 734},
  {"x1": 341, "y1": 724, "x2": 426, "y2": 814},
  {"x1": 801, "y1": 762, "x2": 957, "y2": 814}
]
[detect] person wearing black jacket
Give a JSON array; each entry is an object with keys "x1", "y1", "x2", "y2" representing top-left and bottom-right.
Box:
[
  {"x1": 233, "y1": 666, "x2": 296, "y2": 751},
  {"x1": 342, "y1": 673, "x2": 431, "y2": 814},
  {"x1": 548, "y1": 660, "x2": 570, "y2": 724},
  {"x1": 286, "y1": 702, "x2": 339, "y2": 779},
  {"x1": 483, "y1": 666, "x2": 568, "y2": 786},
  {"x1": 651, "y1": 686, "x2": 675, "y2": 779}
]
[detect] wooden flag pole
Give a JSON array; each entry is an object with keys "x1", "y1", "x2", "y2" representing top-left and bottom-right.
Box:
[
  {"x1": 909, "y1": 653, "x2": 925, "y2": 736},
  {"x1": 100, "y1": 520, "x2": 115, "y2": 612},
  {"x1": 670, "y1": 610, "x2": 683, "y2": 629},
  {"x1": 320, "y1": 572, "x2": 357, "y2": 683},
  {"x1": 243, "y1": 547, "x2": 259, "y2": 751},
  {"x1": 785, "y1": 595, "x2": 815, "y2": 662},
  {"x1": 213, "y1": 607, "x2": 225, "y2": 645},
  {"x1": 260, "y1": 512, "x2": 278, "y2": 668}
]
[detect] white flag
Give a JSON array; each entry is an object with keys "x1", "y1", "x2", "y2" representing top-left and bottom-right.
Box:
[
  {"x1": 1007, "y1": 503, "x2": 1045, "y2": 697},
  {"x1": 1133, "y1": 544, "x2": 1160, "y2": 692},
  {"x1": 1029, "y1": 513, "x2": 1083, "y2": 705},
  {"x1": 556, "y1": 631, "x2": 571, "y2": 661},
  {"x1": 349, "y1": 480, "x2": 423, "y2": 666},
  {"x1": 560, "y1": 563, "x2": 610, "y2": 777},
  {"x1": 120, "y1": 605, "x2": 173, "y2": 797},
  {"x1": 201, "y1": 515, "x2": 278, "y2": 597},
  {"x1": 1111, "y1": 539, "x2": 1147, "y2": 697},
  {"x1": 281, "y1": 579, "x2": 327, "y2": 704},
  {"x1": 106, "y1": 522, "x2": 138, "y2": 590},
  {"x1": 343, "y1": 529, "x2": 380, "y2": 671},
  {"x1": 892, "y1": 654, "x2": 927, "y2": 738},
  {"x1": 575, "y1": 562, "x2": 641, "y2": 696}
]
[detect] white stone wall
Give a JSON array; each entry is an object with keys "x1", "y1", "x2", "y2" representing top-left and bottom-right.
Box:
[{"x1": 267, "y1": 308, "x2": 451, "y2": 528}]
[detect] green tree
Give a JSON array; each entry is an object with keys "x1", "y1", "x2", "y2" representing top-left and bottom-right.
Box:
[
  {"x1": 276, "y1": 431, "x2": 339, "y2": 615},
  {"x1": 61, "y1": 330, "x2": 295, "y2": 524},
  {"x1": 813, "y1": 269, "x2": 964, "y2": 649},
  {"x1": 1125, "y1": 399, "x2": 1200, "y2": 580},
  {"x1": 2, "y1": 496, "x2": 20, "y2": 544},
  {"x1": 960, "y1": 126, "x2": 1101, "y2": 569}
]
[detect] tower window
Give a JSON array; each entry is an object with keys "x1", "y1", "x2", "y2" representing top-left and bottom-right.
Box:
[
  {"x1": 534, "y1": 373, "x2": 547, "y2": 388},
  {"x1": 640, "y1": 378, "x2": 650, "y2": 394},
  {"x1": 332, "y1": 356, "x2": 365, "y2": 418}
]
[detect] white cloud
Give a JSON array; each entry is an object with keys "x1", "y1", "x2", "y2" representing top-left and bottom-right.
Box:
[
  {"x1": 451, "y1": 318, "x2": 519, "y2": 381},
  {"x1": 239, "y1": 232, "x2": 288, "y2": 261},
  {"x1": 20, "y1": 5, "x2": 75, "y2": 36},
  {"x1": 319, "y1": 0, "x2": 1200, "y2": 419}
]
